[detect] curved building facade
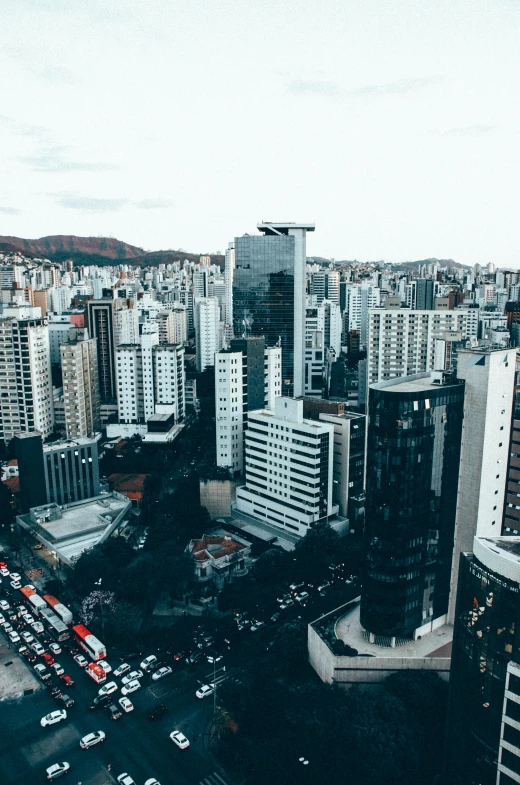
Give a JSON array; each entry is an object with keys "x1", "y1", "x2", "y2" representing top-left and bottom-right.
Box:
[{"x1": 361, "y1": 372, "x2": 464, "y2": 639}]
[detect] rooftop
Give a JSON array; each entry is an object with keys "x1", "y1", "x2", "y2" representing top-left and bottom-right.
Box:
[
  {"x1": 370, "y1": 371, "x2": 461, "y2": 394},
  {"x1": 189, "y1": 533, "x2": 248, "y2": 562}
]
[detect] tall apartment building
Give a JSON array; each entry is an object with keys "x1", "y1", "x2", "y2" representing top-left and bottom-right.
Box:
[
  {"x1": 366, "y1": 309, "x2": 469, "y2": 395},
  {"x1": 215, "y1": 339, "x2": 281, "y2": 474},
  {"x1": 0, "y1": 314, "x2": 53, "y2": 445},
  {"x1": 310, "y1": 270, "x2": 340, "y2": 305},
  {"x1": 405, "y1": 278, "x2": 438, "y2": 310},
  {"x1": 235, "y1": 397, "x2": 338, "y2": 537},
  {"x1": 86, "y1": 298, "x2": 118, "y2": 403},
  {"x1": 116, "y1": 332, "x2": 185, "y2": 426},
  {"x1": 60, "y1": 328, "x2": 100, "y2": 439},
  {"x1": 503, "y1": 358, "x2": 520, "y2": 535},
  {"x1": 361, "y1": 372, "x2": 465, "y2": 641},
  {"x1": 113, "y1": 304, "x2": 139, "y2": 347},
  {"x1": 233, "y1": 222, "x2": 315, "y2": 398},
  {"x1": 193, "y1": 267, "x2": 209, "y2": 299},
  {"x1": 344, "y1": 283, "x2": 381, "y2": 342},
  {"x1": 445, "y1": 536, "x2": 520, "y2": 785},
  {"x1": 156, "y1": 304, "x2": 187, "y2": 345},
  {"x1": 448, "y1": 346, "x2": 516, "y2": 623},
  {"x1": 224, "y1": 243, "x2": 235, "y2": 342},
  {"x1": 194, "y1": 297, "x2": 221, "y2": 372},
  {"x1": 318, "y1": 300, "x2": 342, "y2": 356},
  {"x1": 318, "y1": 411, "x2": 366, "y2": 522}
]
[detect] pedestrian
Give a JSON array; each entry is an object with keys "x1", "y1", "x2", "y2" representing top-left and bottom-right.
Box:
[{"x1": 107, "y1": 764, "x2": 111, "y2": 771}]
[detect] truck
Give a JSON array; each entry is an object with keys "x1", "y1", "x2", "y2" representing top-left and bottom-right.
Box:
[
  {"x1": 86, "y1": 662, "x2": 107, "y2": 685},
  {"x1": 43, "y1": 595, "x2": 73, "y2": 625}
]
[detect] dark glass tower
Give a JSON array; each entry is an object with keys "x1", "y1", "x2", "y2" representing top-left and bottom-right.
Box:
[
  {"x1": 361, "y1": 372, "x2": 465, "y2": 639},
  {"x1": 232, "y1": 223, "x2": 314, "y2": 398},
  {"x1": 445, "y1": 538, "x2": 520, "y2": 785}
]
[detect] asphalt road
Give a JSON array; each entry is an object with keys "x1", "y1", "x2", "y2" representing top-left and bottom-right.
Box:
[{"x1": 0, "y1": 646, "x2": 234, "y2": 785}]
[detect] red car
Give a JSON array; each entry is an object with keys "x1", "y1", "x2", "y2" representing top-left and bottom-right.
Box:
[
  {"x1": 0, "y1": 562, "x2": 6, "y2": 570},
  {"x1": 60, "y1": 674, "x2": 74, "y2": 687},
  {"x1": 42, "y1": 653, "x2": 55, "y2": 666}
]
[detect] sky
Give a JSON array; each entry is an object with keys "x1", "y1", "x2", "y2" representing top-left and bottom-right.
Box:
[{"x1": 1, "y1": 0, "x2": 519, "y2": 265}]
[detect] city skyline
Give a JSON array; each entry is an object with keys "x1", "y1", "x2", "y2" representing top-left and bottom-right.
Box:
[{"x1": 1, "y1": 0, "x2": 519, "y2": 266}]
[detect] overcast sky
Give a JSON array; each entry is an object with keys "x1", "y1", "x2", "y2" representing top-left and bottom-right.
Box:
[{"x1": 1, "y1": 0, "x2": 519, "y2": 265}]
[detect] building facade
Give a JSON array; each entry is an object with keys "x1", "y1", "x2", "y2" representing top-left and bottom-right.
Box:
[
  {"x1": 194, "y1": 296, "x2": 221, "y2": 373},
  {"x1": 60, "y1": 329, "x2": 100, "y2": 439},
  {"x1": 361, "y1": 372, "x2": 465, "y2": 640},
  {"x1": 235, "y1": 397, "x2": 337, "y2": 537},
  {"x1": 232, "y1": 222, "x2": 314, "y2": 398}
]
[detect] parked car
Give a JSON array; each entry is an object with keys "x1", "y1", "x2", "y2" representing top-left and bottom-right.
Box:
[
  {"x1": 188, "y1": 651, "x2": 204, "y2": 665},
  {"x1": 296, "y1": 591, "x2": 310, "y2": 603},
  {"x1": 196, "y1": 683, "x2": 215, "y2": 699},
  {"x1": 79, "y1": 730, "x2": 105, "y2": 749}
]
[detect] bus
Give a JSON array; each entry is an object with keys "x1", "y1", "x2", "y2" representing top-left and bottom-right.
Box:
[
  {"x1": 72, "y1": 624, "x2": 106, "y2": 661},
  {"x1": 43, "y1": 594, "x2": 73, "y2": 625},
  {"x1": 20, "y1": 586, "x2": 47, "y2": 616},
  {"x1": 39, "y1": 607, "x2": 70, "y2": 642}
]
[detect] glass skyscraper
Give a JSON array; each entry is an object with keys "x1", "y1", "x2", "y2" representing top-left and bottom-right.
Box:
[
  {"x1": 361, "y1": 372, "x2": 465, "y2": 639},
  {"x1": 232, "y1": 223, "x2": 314, "y2": 398}
]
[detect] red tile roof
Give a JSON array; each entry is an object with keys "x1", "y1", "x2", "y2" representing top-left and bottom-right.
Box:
[{"x1": 190, "y1": 534, "x2": 247, "y2": 562}]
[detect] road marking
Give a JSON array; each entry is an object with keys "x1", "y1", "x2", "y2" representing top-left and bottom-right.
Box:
[
  {"x1": 199, "y1": 774, "x2": 230, "y2": 785},
  {"x1": 147, "y1": 683, "x2": 175, "y2": 699}
]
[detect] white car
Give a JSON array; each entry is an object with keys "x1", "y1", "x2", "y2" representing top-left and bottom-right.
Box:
[
  {"x1": 9, "y1": 630, "x2": 20, "y2": 644},
  {"x1": 21, "y1": 631, "x2": 34, "y2": 643},
  {"x1": 119, "y1": 696, "x2": 134, "y2": 713},
  {"x1": 98, "y1": 681, "x2": 118, "y2": 697},
  {"x1": 79, "y1": 730, "x2": 105, "y2": 749},
  {"x1": 23, "y1": 614, "x2": 35, "y2": 625},
  {"x1": 122, "y1": 670, "x2": 143, "y2": 685},
  {"x1": 45, "y1": 762, "x2": 70, "y2": 780},
  {"x1": 41, "y1": 709, "x2": 67, "y2": 728},
  {"x1": 97, "y1": 659, "x2": 112, "y2": 674},
  {"x1": 0, "y1": 600, "x2": 10, "y2": 611},
  {"x1": 31, "y1": 621, "x2": 44, "y2": 634},
  {"x1": 144, "y1": 780, "x2": 161, "y2": 785},
  {"x1": 121, "y1": 679, "x2": 141, "y2": 696},
  {"x1": 74, "y1": 654, "x2": 88, "y2": 667},
  {"x1": 2, "y1": 622, "x2": 13, "y2": 634},
  {"x1": 151, "y1": 666, "x2": 172, "y2": 682},
  {"x1": 113, "y1": 662, "x2": 131, "y2": 677},
  {"x1": 170, "y1": 730, "x2": 190, "y2": 749},
  {"x1": 49, "y1": 643, "x2": 62, "y2": 655},
  {"x1": 0, "y1": 614, "x2": 4, "y2": 624},
  {"x1": 0, "y1": 568, "x2": 10, "y2": 577},
  {"x1": 10, "y1": 573, "x2": 21, "y2": 581},
  {"x1": 196, "y1": 683, "x2": 215, "y2": 699},
  {"x1": 52, "y1": 662, "x2": 64, "y2": 676},
  {"x1": 117, "y1": 775, "x2": 136, "y2": 785},
  {"x1": 32, "y1": 642, "x2": 45, "y2": 655},
  {"x1": 10, "y1": 581, "x2": 21, "y2": 590},
  {"x1": 140, "y1": 655, "x2": 158, "y2": 672}
]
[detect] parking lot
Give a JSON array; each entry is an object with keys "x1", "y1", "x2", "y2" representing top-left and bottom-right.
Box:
[{"x1": 0, "y1": 635, "x2": 41, "y2": 701}]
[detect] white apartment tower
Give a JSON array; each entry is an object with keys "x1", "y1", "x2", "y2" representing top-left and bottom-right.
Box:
[
  {"x1": 345, "y1": 283, "x2": 381, "y2": 339},
  {"x1": 366, "y1": 309, "x2": 469, "y2": 393},
  {"x1": 448, "y1": 347, "x2": 516, "y2": 623},
  {"x1": 0, "y1": 314, "x2": 54, "y2": 444},
  {"x1": 60, "y1": 329, "x2": 100, "y2": 439},
  {"x1": 195, "y1": 297, "x2": 221, "y2": 372},
  {"x1": 113, "y1": 305, "x2": 139, "y2": 347},
  {"x1": 235, "y1": 397, "x2": 338, "y2": 536},
  {"x1": 311, "y1": 270, "x2": 340, "y2": 305}
]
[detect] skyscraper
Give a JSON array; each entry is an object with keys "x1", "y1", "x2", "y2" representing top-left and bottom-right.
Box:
[
  {"x1": 60, "y1": 328, "x2": 100, "y2": 439},
  {"x1": 361, "y1": 372, "x2": 465, "y2": 641},
  {"x1": 232, "y1": 222, "x2": 315, "y2": 398},
  {"x1": 194, "y1": 297, "x2": 221, "y2": 372},
  {"x1": 86, "y1": 298, "x2": 118, "y2": 403}
]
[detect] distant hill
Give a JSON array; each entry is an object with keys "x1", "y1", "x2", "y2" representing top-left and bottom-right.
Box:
[
  {"x1": 395, "y1": 258, "x2": 469, "y2": 270},
  {"x1": 0, "y1": 235, "x2": 225, "y2": 269}
]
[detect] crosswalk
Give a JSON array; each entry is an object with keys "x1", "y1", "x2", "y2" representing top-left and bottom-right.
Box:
[{"x1": 198, "y1": 771, "x2": 230, "y2": 785}]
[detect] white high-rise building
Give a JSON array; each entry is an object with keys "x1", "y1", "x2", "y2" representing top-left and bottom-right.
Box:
[
  {"x1": 224, "y1": 242, "x2": 234, "y2": 337},
  {"x1": 366, "y1": 309, "x2": 469, "y2": 393},
  {"x1": 448, "y1": 346, "x2": 516, "y2": 623},
  {"x1": 215, "y1": 343, "x2": 282, "y2": 474},
  {"x1": 113, "y1": 305, "x2": 139, "y2": 347},
  {"x1": 0, "y1": 314, "x2": 53, "y2": 444},
  {"x1": 60, "y1": 329, "x2": 100, "y2": 439},
  {"x1": 345, "y1": 283, "x2": 381, "y2": 343},
  {"x1": 311, "y1": 270, "x2": 340, "y2": 305},
  {"x1": 193, "y1": 267, "x2": 209, "y2": 299},
  {"x1": 318, "y1": 300, "x2": 342, "y2": 356},
  {"x1": 48, "y1": 313, "x2": 74, "y2": 365},
  {"x1": 48, "y1": 285, "x2": 71, "y2": 314},
  {"x1": 235, "y1": 397, "x2": 338, "y2": 536},
  {"x1": 194, "y1": 297, "x2": 221, "y2": 372}
]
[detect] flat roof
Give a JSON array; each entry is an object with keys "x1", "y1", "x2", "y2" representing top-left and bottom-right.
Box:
[
  {"x1": 257, "y1": 222, "x2": 315, "y2": 233},
  {"x1": 473, "y1": 537, "x2": 520, "y2": 584},
  {"x1": 370, "y1": 372, "x2": 460, "y2": 394}
]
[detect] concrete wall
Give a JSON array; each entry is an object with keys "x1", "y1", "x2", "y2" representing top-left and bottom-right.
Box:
[{"x1": 199, "y1": 479, "x2": 237, "y2": 519}]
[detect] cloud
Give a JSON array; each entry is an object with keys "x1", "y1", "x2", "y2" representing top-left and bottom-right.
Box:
[
  {"x1": 0, "y1": 206, "x2": 20, "y2": 215},
  {"x1": 51, "y1": 193, "x2": 174, "y2": 212},
  {"x1": 443, "y1": 125, "x2": 495, "y2": 136},
  {"x1": 17, "y1": 146, "x2": 120, "y2": 173},
  {"x1": 0, "y1": 114, "x2": 48, "y2": 139},
  {"x1": 54, "y1": 194, "x2": 129, "y2": 212},
  {"x1": 38, "y1": 66, "x2": 77, "y2": 86},
  {"x1": 134, "y1": 198, "x2": 174, "y2": 210},
  {"x1": 287, "y1": 75, "x2": 440, "y2": 99}
]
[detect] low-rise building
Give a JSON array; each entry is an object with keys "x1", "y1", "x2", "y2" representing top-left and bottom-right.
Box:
[{"x1": 187, "y1": 532, "x2": 252, "y2": 595}]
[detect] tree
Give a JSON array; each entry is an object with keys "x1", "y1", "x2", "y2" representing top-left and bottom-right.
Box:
[
  {"x1": 253, "y1": 548, "x2": 290, "y2": 585},
  {"x1": 270, "y1": 620, "x2": 308, "y2": 676},
  {"x1": 0, "y1": 481, "x2": 14, "y2": 527}
]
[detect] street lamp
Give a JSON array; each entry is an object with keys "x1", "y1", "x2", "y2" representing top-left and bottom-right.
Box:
[{"x1": 94, "y1": 579, "x2": 105, "y2": 641}]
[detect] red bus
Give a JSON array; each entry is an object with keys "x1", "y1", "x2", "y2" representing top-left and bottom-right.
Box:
[{"x1": 72, "y1": 624, "x2": 106, "y2": 661}]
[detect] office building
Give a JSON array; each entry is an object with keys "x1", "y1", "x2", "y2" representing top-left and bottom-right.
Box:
[
  {"x1": 361, "y1": 372, "x2": 465, "y2": 641},
  {"x1": 232, "y1": 222, "x2": 315, "y2": 398},
  {"x1": 448, "y1": 347, "x2": 516, "y2": 622},
  {"x1": 235, "y1": 397, "x2": 338, "y2": 537},
  {"x1": 14, "y1": 432, "x2": 47, "y2": 512},
  {"x1": 344, "y1": 283, "x2": 381, "y2": 343},
  {"x1": 366, "y1": 309, "x2": 469, "y2": 395},
  {"x1": 445, "y1": 536, "x2": 520, "y2": 785},
  {"x1": 194, "y1": 297, "x2": 221, "y2": 373},
  {"x1": 86, "y1": 298, "x2": 118, "y2": 403},
  {"x1": 60, "y1": 328, "x2": 100, "y2": 439},
  {"x1": 310, "y1": 270, "x2": 340, "y2": 305},
  {"x1": 406, "y1": 279, "x2": 437, "y2": 310},
  {"x1": 318, "y1": 300, "x2": 342, "y2": 356},
  {"x1": 113, "y1": 304, "x2": 139, "y2": 347},
  {"x1": 0, "y1": 313, "x2": 54, "y2": 445},
  {"x1": 503, "y1": 358, "x2": 520, "y2": 534},
  {"x1": 318, "y1": 411, "x2": 366, "y2": 522}
]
